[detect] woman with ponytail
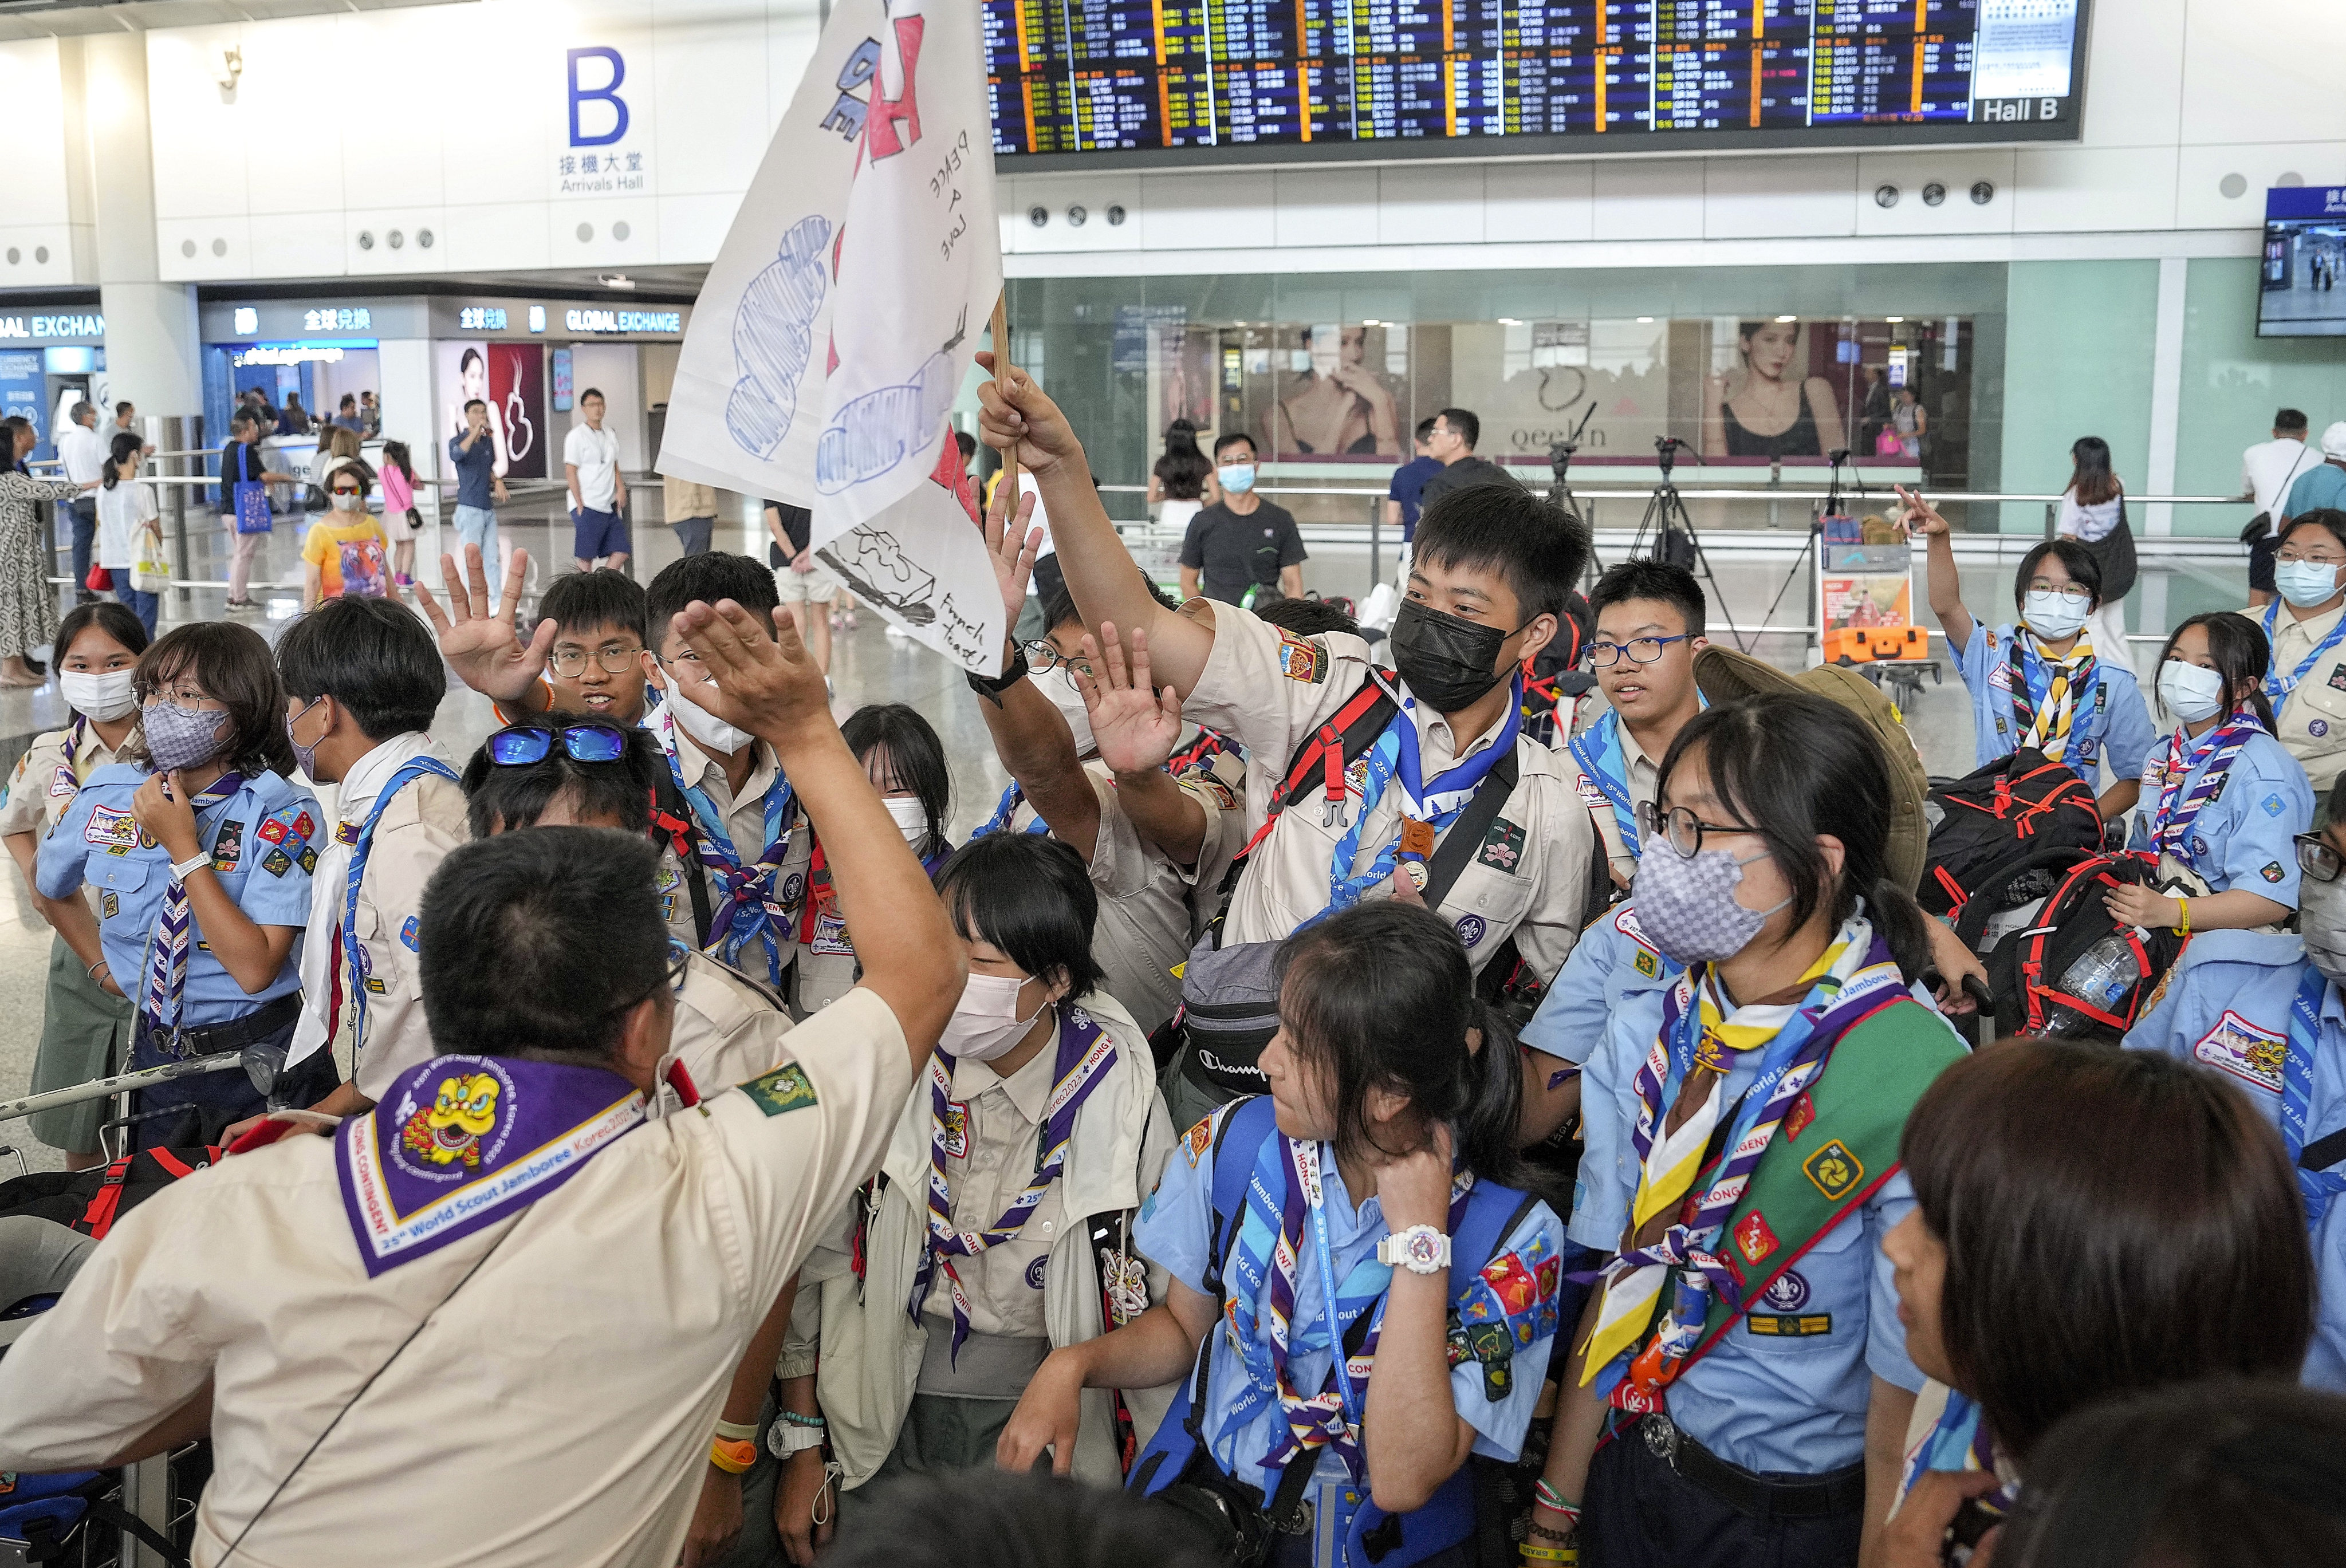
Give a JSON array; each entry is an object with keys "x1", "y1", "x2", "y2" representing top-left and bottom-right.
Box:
[
  {"x1": 999, "y1": 899, "x2": 1566, "y2": 1568},
  {"x1": 2110, "y1": 610, "x2": 2311, "y2": 936},
  {"x1": 1527, "y1": 692, "x2": 1967, "y2": 1568}
]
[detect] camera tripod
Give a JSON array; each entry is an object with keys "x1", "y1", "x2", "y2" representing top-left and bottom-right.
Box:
[
  {"x1": 1756, "y1": 446, "x2": 1860, "y2": 643},
  {"x1": 1545, "y1": 404, "x2": 1597, "y2": 529},
  {"x1": 1627, "y1": 436, "x2": 1746, "y2": 651}
]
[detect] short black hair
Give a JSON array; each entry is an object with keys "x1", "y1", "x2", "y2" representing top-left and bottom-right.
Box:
[
  {"x1": 131, "y1": 623, "x2": 297, "y2": 779},
  {"x1": 277, "y1": 596, "x2": 447, "y2": 741},
  {"x1": 1414, "y1": 483, "x2": 1589, "y2": 624},
  {"x1": 2277, "y1": 507, "x2": 2346, "y2": 560},
  {"x1": 460, "y1": 709, "x2": 663, "y2": 840},
  {"x1": 1436, "y1": 407, "x2": 1479, "y2": 448},
  {"x1": 56, "y1": 600, "x2": 149, "y2": 664},
  {"x1": 1252, "y1": 596, "x2": 1359, "y2": 637},
  {"x1": 954, "y1": 430, "x2": 976, "y2": 460},
  {"x1": 2277, "y1": 407, "x2": 2310, "y2": 434},
  {"x1": 418, "y1": 829, "x2": 670, "y2": 1065},
  {"x1": 1414, "y1": 415, "x2": 1438, "y2": 442},
  {"x1": 824, "y1": 1470, "x2": 1219, "y2": 1568},
  {"x1": 2012, "y1": 538, "x2": 2104, "y2": 612},
  {"x1": 646, "y1": 553, "x2": 781, "y2": 649},
  {"x1": 1038, "y1": 556, "x2": 1178, "y2": 635},
  {"x1": 933, "y1": 833, "x2": 1101, "y2": 1000},
  {"x1": 1213, "y1": 431, "x2": 1255, "y2": 461},
  {"x1": 842, "y1": 703, "x2": 951, "y2": 861},
  {"x1": 540, "y1": 568, "x2": 649, "y2": 645},
  {"x1": 339, "y1": 394, "x2": 357, "y2": 410},
  {"x1": 580, "y1": 387, "x2": 605, "y2": 403},
  {"x1": 114, "y1": 400, "x2": 132, "y2": 418},
  {"x1": 1589, "y1": 557, "x2": 1707, "y2": 638},
  {"x1": 463, "y1": 398, "x2": 486, "y2": 415}
]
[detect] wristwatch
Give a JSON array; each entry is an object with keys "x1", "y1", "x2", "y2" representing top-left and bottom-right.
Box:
[
  {"x1": 768, "y1": 1411, "x2": 827, "y2": 1458},
  {"x1": 1376, "y1": 1224, "x2": 1451, "y2": 1275}
]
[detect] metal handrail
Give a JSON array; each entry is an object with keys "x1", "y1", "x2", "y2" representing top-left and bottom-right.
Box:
[{"x1": 1095, "y1": 481, "x2": 2252, "y2": 505}]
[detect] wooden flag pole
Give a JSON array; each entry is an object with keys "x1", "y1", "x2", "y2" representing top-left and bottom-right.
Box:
[{"x1": 989, "y1": 290, "x2": 1019, "y2": 511}]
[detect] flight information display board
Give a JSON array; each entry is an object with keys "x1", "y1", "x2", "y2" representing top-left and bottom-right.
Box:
[{"x1": 986, "y1": 0, "x2": 2087, "y2": 166}]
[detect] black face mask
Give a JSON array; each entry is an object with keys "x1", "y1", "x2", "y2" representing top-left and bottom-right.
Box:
[{"x1": 1388, "y1": 597, "x2": 1520, "y2": 714}]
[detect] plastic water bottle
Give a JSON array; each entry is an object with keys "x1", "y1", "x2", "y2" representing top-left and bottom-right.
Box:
[{"x1": 2039, "y1": 933, "x2": 2136, "y2": 1037}]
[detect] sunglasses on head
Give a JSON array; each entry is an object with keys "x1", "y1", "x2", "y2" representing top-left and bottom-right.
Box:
[{"x1": 486, "y1": 722, "x2": 630, "y2": 767}]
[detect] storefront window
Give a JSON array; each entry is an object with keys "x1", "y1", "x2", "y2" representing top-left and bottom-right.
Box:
[{"x1": 1000, "y1": 264, "x2": 2005, "y2": 527}]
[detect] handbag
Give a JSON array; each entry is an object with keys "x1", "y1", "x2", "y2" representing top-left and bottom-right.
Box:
[
  {"x1": 132, "y1": 521, "x2": 171, "y2": 594},
  {"x1": 84, "y1": 563, "x2": 112, "y2": 592},
  {"x1": 404, "y1": 506, "x2": 423, "y2": 533},
  {"x1": 233, "y1": 479, "x2": 273, "y2": 535}
]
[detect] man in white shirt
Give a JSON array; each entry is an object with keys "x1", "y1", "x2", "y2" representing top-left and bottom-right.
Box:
[
  {"x1": 0, "y1": 597, "x2": 963, "y2": 1568},
  {"x1": 2243, "y1": 407, "x2": 2317, "y2": 606},
  {"x1": 564, "y1": 387, "x2": 629, "y2": 574},
  {"x1": 56, "y1": 400, "x2": 109, "y2": 602}
]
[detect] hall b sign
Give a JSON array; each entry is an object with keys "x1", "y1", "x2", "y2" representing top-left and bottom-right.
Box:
[{"x1": 560, "y1": 45, "x2": 651, "y2": 199}]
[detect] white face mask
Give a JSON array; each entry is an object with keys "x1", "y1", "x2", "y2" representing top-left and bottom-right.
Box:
[
  {"x1": 662, "y1": 671, "x2": 752, "y2": 757},
  {"x1": 2156, "y1": 660, "x2": 2229, "y2": 724},
  {"x1": 883, "y1": 794, "x2": 930, "y2": 846},
  {"x1": 2275, "y1": 560, "x2": 2342, "y2": 609},
  {"x1": 58, "y1": 668, "x2": 136, "y2": 722},
  {"x1": 938, "y1": 972, "x2": 1052, "y2": 1063},
  {"x1": 2021, "y1": 590, "x2": 2089, "y2": 641},
  {"x1": 1042, "y1": 667, "x2": 1094, "y2": 756},
  {"x1": 330, "y1": 491, "x2": 363, "y2": 513}
]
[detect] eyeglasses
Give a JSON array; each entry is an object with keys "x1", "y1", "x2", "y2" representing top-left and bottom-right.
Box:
[
  {"x1": 1025, "y1": 638, "x2": 1092, "y2": 679},
  {"x1": 2298, "y1": 832, "x2": 2344, "y2": 885},
  {"x1": 140, "y1": 684, "x2": 220, "y2": 707},
  {"x1": 549, "y1": 645, "x2": 645, "y2": 679},
  {"x1": 2276, "y1": 545, "x2": 2346, "y2": 565},
  {"x1": 486, "y1": 723, "x2": 630, "y2": 767},
  {"x1": 1638, "y1": 799, "x2": 1763, "y2": 860},
  {"x1": 2023, "y1": 579, "x2": 2092, "y2": 602},
  {"x1": 1586, "y1": 634, "x2": 1692, "y2": 669}
]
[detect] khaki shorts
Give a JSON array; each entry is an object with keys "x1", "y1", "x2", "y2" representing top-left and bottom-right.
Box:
[{"x1": 774, "y1": 557, "x2": 841, "y2": 605}]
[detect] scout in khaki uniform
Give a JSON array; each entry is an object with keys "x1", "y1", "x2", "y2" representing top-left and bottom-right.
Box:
[
  {"x1": 795, "y1": 832, "x2": 1174, "y2": 1515},
  {"x1": 269, "y1": 598, "x2": 471, "y2": 1124},
  {"x1": 964, "y1": 507, "x2": 1243, "y2": 1039},
  {"x1": 0, "y1": 599, "x2": 964, "y2": 1568},
  {"x1": 420, "y1": 552, "x2": 710, "y2": 950},
  {"x1": 0, "y1": 602, "x2": 147, "y2": 1164},
  {"x1": 2244, "y1": 509, "x2": 2346, "y2": 803}
]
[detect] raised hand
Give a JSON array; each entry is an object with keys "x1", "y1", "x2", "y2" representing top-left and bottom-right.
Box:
[
  {"x1": 975, "y1": 353, "x2": 1086, "y2": 480},
  {"x1": 1897, "y1": 484, "x2": 1950, "y2": 539},
  {"x1": 670, "y1": 599, "x2": 832, "y2": 747},
  {"x1": 1077, "y1": 623, "x2": 1184, "y2": 777},
  {"x1": 413, "y1": 545, "x2": 552, "y2": 704},
  {"x1": 984, "y1": 466, "x2": 1044, "y2": 632}
]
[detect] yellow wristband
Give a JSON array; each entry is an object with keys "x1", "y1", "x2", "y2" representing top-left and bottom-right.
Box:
[
  {"x1": 2174, "y1": 896, "x2": 2191, "y2": 936},
  {"x1": 709, "y1": 1436, "x2": 758, "y2": 1475},
  {"x1": 1520, "y1": 1548, "x2": 1576, "y2": 1565}
]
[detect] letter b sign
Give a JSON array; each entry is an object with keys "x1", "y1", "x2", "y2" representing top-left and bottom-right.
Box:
[{"x1": 569, "y1": 47, "x2": 629, "y2": 147}]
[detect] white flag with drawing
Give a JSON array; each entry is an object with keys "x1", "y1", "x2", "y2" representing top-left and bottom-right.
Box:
[{"x1": 657, "y1": 0, "x2": 1004, "y2": 673}]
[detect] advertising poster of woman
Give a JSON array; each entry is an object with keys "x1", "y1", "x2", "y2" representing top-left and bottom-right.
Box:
[
  {"x1": 1263, "y1": 323, "x2": 1401, "y2": 457},
  {"x1": 441, "y1": 343, "x2": 510, "y2": 482},
  {"x1": 1703, "y1": 317, "x2": 1843, "y2": 460}
]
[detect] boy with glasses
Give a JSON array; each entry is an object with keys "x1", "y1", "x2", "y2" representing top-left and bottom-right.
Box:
[
  {"x1": 1571, "y1": 558, "x2": 1710, "y2": 894},
  {"x1": 258, "y1": 597, "x2": 467, "y2": 1130}
]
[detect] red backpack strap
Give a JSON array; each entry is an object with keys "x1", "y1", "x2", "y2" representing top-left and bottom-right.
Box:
[
  {"x1": 145, "y1": 1148, "x2": 198, "y2": 1180},
  {"x1": 77, "y1": 1157, "x2": 135, "y2": 1240}
]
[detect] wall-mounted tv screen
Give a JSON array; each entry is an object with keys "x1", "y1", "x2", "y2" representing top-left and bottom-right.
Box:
[
  {"x1": 2260, "y1": 187, "x2": 2346, "y2": 339},
  {"x1": 987, "y1": 0, "x2": 2089, "y2": 168}
]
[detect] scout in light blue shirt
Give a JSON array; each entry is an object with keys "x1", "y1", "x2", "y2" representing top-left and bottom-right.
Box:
[
  {"x1": 1915, "y1": 501, "x2": 2152, "y2": 812},
  {"x1": 2127, "y1": 723, "x2": 2311, "y2": 903},
  {"x1": 1521, "y1": 903, "x2": 1679, "y2": 1253},
  {"x1": 1135, "y1": 1108, "x2": 1565, "y2": 1506},
  {"x1": 2121, "y1": 925, "x2": 2346, "y2": 1389},
  {"x1": 38, "y1": 762, "x2": 318, "y2": 1025}
]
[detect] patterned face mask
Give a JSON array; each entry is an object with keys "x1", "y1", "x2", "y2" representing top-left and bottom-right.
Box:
[
  {"x1": 1633, "y1": 841, "x2": 1787, "y2": 964},
  {"x1": 141, "y1": 701, "x2": 228, "y2": 774}
]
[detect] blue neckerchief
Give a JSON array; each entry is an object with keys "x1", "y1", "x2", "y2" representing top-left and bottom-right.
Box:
[
  {"x1": 1307, "y1": 675, "x2": 1521, "y2": 923},
  {"x1": 658, "y1": 721, "x2": 798, "y2": 987},
  {"x1": 969, "y1": 780, "x2": 1052, "y2": 840},
  {"x1": 2263, "y1": 599, "x2": 2346, "y2": 698},
  {"x1": 342, "y1": 757, "x2": 460, "y2": 1056},
  {"x1": 1898, "y1": 1386, "x2": 2016, "y2": 1519},
  {"x1": 2285, "y1": 967, "x2": 2346, "y2": 1226},
  {"x1": 1567, "y1": 700, "x2": 1702, "y2": 857}
]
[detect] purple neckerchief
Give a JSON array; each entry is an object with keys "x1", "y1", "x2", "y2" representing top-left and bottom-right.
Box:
[{"x1": 337, "y1": 1053, "x2": 646, "y2": 1277}]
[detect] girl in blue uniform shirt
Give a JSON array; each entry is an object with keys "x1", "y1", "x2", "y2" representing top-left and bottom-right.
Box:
[
  {"x1": 998, "y1": 900, "x2": 1565, "y2": 1568},
  {"x1": 1910, "y1": 487, "x2": 2153, "y2": 819},
  {"x1": 36, "y1": 622, "x2": 329, "y2": 1145},
  {"x1": 2111, "y1": 611, "x2": 2312, "y2": 935},
  {"x1": 2123, "y1": 773, "x2": 2346, "y2": 1390}
]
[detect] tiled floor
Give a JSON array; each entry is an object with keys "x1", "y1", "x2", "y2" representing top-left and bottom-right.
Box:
[{"x1": 0, "y1": 493, "x2": 1994, "y2": 1173}]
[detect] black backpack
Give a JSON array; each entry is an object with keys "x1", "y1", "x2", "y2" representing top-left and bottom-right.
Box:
[
  {"x1": 1922, "y1": 748, "x2": 2106, "y2": 924},
  {"x1": 1981, "y1": 852, "x2": 2187, "y2": 1042}
]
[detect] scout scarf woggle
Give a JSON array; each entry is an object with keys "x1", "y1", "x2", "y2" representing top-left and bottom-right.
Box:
[
  {"x1": 912, "y1": 1004, "x2": 1119, "y2": 1360},
  {"x1": 337, "y1": 1054, "x2": 647, "y2": 1275},
  {"x1": 1581, "y1": 912, "x2": 1907, "y2": 1405},
  {"x1": 2007, "y1": 628, "x2": 2099, "y2": 765},
  {"x1": 2146, "y1": 708, "x2": 2268, "y2": 874}
]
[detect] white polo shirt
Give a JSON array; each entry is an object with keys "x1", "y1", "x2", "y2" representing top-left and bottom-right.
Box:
[{"x1": 565, "y1": 423, "x2": 622, "y2": 512}]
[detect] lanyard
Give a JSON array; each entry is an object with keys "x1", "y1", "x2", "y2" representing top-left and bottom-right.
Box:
[
  {"x1": 2262, "y1": 599, "x2": 2346, "y2": 698},
  {"x1": 1306, "y1": 1160, "x2": 1366, "y2": 1435},
  {"x1": 341, "y1": 758, "x2": 460, "y2": 1053},
  {"x1": 1569, "y1": 710, "x2": 1640, "y2": 856}
]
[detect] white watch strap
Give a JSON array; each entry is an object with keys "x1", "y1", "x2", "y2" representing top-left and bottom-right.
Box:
[{"x1": 170, "y1": 851, "x2": 211, "y2": 883}]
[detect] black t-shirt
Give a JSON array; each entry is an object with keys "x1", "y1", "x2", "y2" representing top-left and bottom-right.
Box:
[
  {"x1": 1418, "y1": 455, "x2": 1516, "y2": 515},
  {"x1": 765, "y1": 500, "x2": 812, "y2": 567},
  {"x1": 1179, "y1": 500, "x2": 1307, "y2": 605}
]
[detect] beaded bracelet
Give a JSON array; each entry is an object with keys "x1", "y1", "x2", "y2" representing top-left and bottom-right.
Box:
[
  {"x1": 778, "y1": 1411, "x2": 826, "y2": 1429},
  {"x1": 1528, "y1": 1522, "x2": 1576, "y2": 1544}
]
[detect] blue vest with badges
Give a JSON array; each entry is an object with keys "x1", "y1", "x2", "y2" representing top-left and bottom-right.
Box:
[{"x1": 1130, "y1": 1096, "x2": 1532, "y2": 1568}]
